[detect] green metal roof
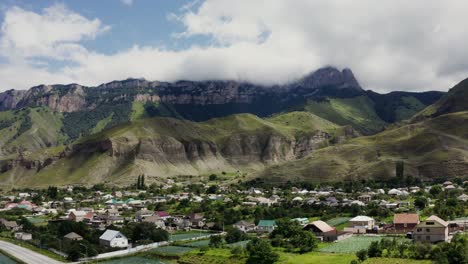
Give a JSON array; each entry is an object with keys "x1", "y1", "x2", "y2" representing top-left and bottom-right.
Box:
[{"x1": 257, "y1": 220, "x2": 276, "y2": 227}]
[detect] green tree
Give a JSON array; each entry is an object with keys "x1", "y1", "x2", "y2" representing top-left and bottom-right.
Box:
[
  {"x1": 209, "y1": 174, "x2": 218, "y2": 181},
  {"x1": 209, "y1": 235, "x2": 224, "y2": 248},
  {"x1": 356, "y1": 249, "x2": 368, "y2": 262},
  {"x1": 290, "y1": 231, "x2": 318, "y2": 253},
  {"x1": 396, "y1": 161, "x2": 404, "y2": 179},
  {"x1": 367, "y1": 241, "x2": 382, "y2": 258},
  {"x1": 246, "y1": 238, "x2": 278, "y2": 264},
  {"x1": 430, "y1": 185, "x2": 443, "y2": 197},
  {"x1": 414, "y1": 196, "x2": 428, "y2": 209},
  {"x1": 225, "y1": 228, "x2": 246, "y2": 244}
]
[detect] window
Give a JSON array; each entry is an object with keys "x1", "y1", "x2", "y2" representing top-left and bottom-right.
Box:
[
  {"x1": 426, "y1": 228, "x2": 430, "y2": 232},
  {"x1": 426, "y1": 236, "x2": 430, "y2": 241},
  {"x1": 417, "y1": 228, "x2": 422, "y2": 232},
  {"x1": 426, "y1": 222, "x2": 434, "y2": 225}
]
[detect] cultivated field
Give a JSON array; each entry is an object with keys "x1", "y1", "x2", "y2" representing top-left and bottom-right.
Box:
[{"x1": 319, "y1": 236, "x2": 408, "y2": 253}]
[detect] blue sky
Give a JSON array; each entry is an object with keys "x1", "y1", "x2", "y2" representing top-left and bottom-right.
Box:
[
  {"x1": 0, "y1": 1, "x2": 467, "y2": 92},
  {"x1": 0, "y1": 0, "x2": 203, "y2": 54}
]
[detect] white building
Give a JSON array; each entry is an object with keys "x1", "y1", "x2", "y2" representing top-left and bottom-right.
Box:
[{"x1": 99, "y1": 230, "x2": 128, "y2": 248}]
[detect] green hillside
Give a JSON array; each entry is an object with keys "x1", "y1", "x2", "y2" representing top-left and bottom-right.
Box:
[
  {"x1": 257, "y1": 111, "x2": 468, "y2": 183},
  {"x1": 301, "y1": 96, "x2": 387, "y2": 134},
  {"x1": 415, "y1": 77, "x2": 468, "y2": 119},
  {"x1": 0, "y1": 111, "x2": 350, "y2": 188}
]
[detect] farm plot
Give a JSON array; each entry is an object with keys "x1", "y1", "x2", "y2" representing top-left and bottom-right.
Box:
[
  {"x1": 180, "y1": 239, "x2": 210, "y2": 248},
  {"x1": 100, "y1": 256, "x2": 165, "y2": 264},
  {"x1": 326, "y1": 217, "x2": 351, "y2": 227},
  {"x1": 319, "y1": 236, "x2": 408, "y2": 254},
  {"x1": 150, "y1": 246, "x2": 195, "y2": 256},
  {"x1": 169, "y1": 232, "x2": 212, "y2": 242}
]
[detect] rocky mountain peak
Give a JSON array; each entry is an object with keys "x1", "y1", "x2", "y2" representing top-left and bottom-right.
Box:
[{"x1": 299, "y1": 66, "x2": 362, "y2": 91}]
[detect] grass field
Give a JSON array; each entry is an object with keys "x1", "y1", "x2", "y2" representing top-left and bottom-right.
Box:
[
  {"x1": 319, "y1": 236, "x2": 408, "y2": 254},
  {"x1": 99, "y1": 256, "x2": 165, "y2": 264},
  {"x1": 277, "y1": 251, "x2": 355, "y2": 264},
  {"x1": 364, "y1": 258, "x2": 431, "y2": 264}
]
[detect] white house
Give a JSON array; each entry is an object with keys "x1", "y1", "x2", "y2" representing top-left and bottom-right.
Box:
[
  {"x1": 99, "y1": 230, "x2": 128, "y2": 248},
  {"x1": 344, "y1": 216, "x2": 375, "y2": 233}
]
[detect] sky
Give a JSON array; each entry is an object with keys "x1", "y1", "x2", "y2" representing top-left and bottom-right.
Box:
[{"x1": 0, "y1": 0, "x2": 467, "y2": 93}]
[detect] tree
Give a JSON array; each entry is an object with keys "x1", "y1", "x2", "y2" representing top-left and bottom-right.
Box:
[
  {"x1": 47, "y1": 186, "x2": 58, "y2": 199},
  {"x1": 356, "y1": 249, "x2": 368, "y2": 262},
  {"x1": 141, "y1": 175, "x2": 145, "y2": 189},
  {"x1": 367, "y1": 241, "x2": 382, "y2": 258},
  {"x1": 209, "y1": 235, "x2": 224, "y2": 248},
  {"x1": 137, "y1": 175, "x2": 141, "y2": 189},
  {"x1": 414, "y1": 196, "x2": 428, "y2": 209},
  {"x1": 246, "y1": 238, "x2": 279, "y2": 264},
  {"x1": 290, "y1": 231, "x2": 318, "y2": 253},
  {"x1": 225, "y1": 228, "x2": 246, "y2": 244},
  {"x1": 396, "y1": 161, "x2": 404, "y2": 179},
  {"x1": 209, "y1": 174, "x2": 218, "y2": 181},
  {"x1": 430, "y1": 185, "x2": 443, "y2": 197}
]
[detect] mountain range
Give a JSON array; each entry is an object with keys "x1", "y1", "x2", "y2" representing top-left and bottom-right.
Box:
[{"x1": 1, "y1": 66, "x2": 465, "y2": 188}]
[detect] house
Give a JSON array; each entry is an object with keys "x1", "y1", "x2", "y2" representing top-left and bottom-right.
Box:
[
  {"x1": 413, "y1": 215, "x2": 449, "y2": 243},
  {"x1": 68, "y1": 211, "x2": 93, "y2": 222},
  {"x1": 393, "y1": 214, "x2": 420, "y2": 233},
  {"x1": 135, "y1": 209, "x2": 154, "y2": 222},
  {"x1": 14, "y1": 232, "x2": 32, "y2": 241},
  {"x1": 257, "y1": 220, "x2": 276, "y2": 233},
  {"x1": 155, "y1": 211, "x2": 170, "y2": 220},
  {"x1": 457, "y1": 194, "x2": 468, "y2": 202},
  {"x1": 233, "y1": 220, "x2": 256, "y2": 233},
  {"x1": 304, "y1": 220, "x2": 351, "y2": 242},
  {"x1": 188, "y1": 213, "x2": 205, "y2": 228},
  {"x1": 292, "y1": 218, "x2": 309, "y2": 226},
  {"x1": 0, "y1": 218, "x2": 19, "y2": 231},
  {"x1": 142, "y1": 216, "x2": 166, "y2": 229},
  {"x1": 358, "y1": 195, "x2": 372, "y2": 203},
  {"x1": 344, "y1": 216, "x2": 375, "y2": 233},
  {"x1": 99, "y1": 230, "x2": 128, "y2": 248},
  {"x1": 64, "y1": 232, "x2": 83, "y2": 241}
]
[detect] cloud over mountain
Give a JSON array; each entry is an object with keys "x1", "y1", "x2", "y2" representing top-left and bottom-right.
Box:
[{"x1": 0, "y1": 1, "x2": 468, "y2": 92}]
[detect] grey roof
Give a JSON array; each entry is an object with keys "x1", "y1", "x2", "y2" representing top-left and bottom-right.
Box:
[
  {"x1": 99, "y1": 229, "x2": 126, "y2": 241},
  {"x1": 64, "y1": 232, "x2": 83, "y2": 239}
]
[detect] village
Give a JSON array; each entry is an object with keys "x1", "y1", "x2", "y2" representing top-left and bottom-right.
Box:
[{"x1": 0, "y1": 177, "x2": 467, "y2": 263}]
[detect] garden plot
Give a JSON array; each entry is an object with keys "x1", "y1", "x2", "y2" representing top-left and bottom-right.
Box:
[
  {"x1": 319, "y1": 236, "x2": 408, "y2": 254},
  {"x1": 150, "y1": 246, "x2": 195, "y2": 256}
]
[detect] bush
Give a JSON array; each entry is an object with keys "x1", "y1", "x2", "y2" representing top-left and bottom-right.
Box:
[{"x1": 356, "y1": 249, "x2": 368, "y2": 262}]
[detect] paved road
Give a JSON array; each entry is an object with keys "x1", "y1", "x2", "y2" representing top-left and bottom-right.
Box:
[{"x1": 0, "y1": 240, "x2": 64, "y2": 264}]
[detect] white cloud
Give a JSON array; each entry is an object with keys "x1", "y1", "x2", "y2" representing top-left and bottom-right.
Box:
[
  {"x1": 1, "y1": 1, "x2": 468, "y2": 93},
  {"x1": 120, "y1": 0, "x2": 134, "y2": 7}
]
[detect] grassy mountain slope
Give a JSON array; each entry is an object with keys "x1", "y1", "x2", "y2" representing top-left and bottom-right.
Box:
[
  {"x1": 301, "y1": 96, "x2": 387, "y2": 134},
  {"x1": 0, "y1": 112, "x2": 351, "y2": 188},
  {"x1": 257, "y1": 111, "x2": 468, "y2": 183},
  {"x1": 414, "y1": 78, "x2": 468, "y2": 119},
  {"x1": 366, "y1": 90, "x2": 444, "y2": 123},
  {"x1": 0, "y1": 107, "x2": 66, "y2": 157}
]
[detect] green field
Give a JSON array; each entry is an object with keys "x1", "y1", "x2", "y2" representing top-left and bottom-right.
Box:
[
  {"x1": 179, "y1": 239, "x2": 210, "y2": 248},
  {"x1": 150, "y1": 246, "x2": 195, "y2": 256},
  {"x1": 364, "y1": 258, "x2": 431, "y2": 264},
  {"x1": 319, "y1": 236, "x2": 408, "y2": 254},
  {"x1": 100, "y1": 256, "x2": 165, "y2": 264},
  {"x1": 169, "y1": 232, "x2": 212, "y2": 242},
  {"x1": 277, "y1": 251, "x2": 355, "y2": 264},
  {"x1": 326, "y1": 217, "x2": 351, "y2": 226}
]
